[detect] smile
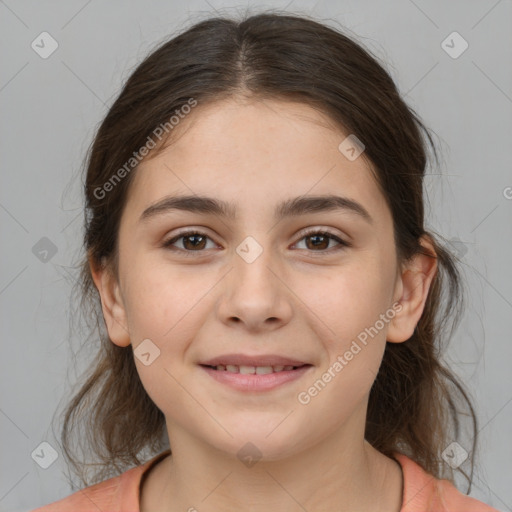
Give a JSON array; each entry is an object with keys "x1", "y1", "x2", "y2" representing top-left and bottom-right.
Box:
[
  {"x1": 203, "y1": 364, "x2": 306, "y2": 373},
  {"x1": 199, "y1": 364, "x2": 313, "y2": 392}
]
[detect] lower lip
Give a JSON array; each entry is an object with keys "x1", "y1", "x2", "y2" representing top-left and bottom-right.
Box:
[{"x1": 200, "y1": 365, "x2": 313, "y2": 392}]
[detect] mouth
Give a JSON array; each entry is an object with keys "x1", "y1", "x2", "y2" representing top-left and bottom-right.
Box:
[
  {"x1": 198, "y1": 362, "x2": 314, "y2": 392},
  {"x1": 200, "y1": 363, "x2": 311, "y2": 374}
]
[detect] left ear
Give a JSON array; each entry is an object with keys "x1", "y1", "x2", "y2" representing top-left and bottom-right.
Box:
[{"x1": 387, "y1": 235, "x2": 438, "y2": 343}]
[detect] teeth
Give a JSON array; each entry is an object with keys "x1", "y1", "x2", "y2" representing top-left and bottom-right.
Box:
[
  {"x1": 213, "y1": 364, "x2": 298, "y2": 373},
  {"x1": 255, "y1": 366, "x2": 273, "y2": 375}
]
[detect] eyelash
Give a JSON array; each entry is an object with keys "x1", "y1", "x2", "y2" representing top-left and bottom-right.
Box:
[{"x1": 161, "y1": 228, "x2": 351, "y2": 257}]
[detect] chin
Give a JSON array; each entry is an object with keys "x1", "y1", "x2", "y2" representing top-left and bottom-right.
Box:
[{"x1": 205, "y1": 418, "x2": 306, "y2": 462}]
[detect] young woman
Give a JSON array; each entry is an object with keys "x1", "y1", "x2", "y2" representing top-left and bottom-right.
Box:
[{"x1": 32, "y1": 10, "x2": 499, "y2": 512}]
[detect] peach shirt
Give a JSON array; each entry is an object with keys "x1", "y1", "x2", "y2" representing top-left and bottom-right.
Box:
[{"x1": 31, "y1": 449, "x2": 499, "y2": 511}]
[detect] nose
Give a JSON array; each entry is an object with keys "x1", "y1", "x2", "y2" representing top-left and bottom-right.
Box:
[{"x1": 216, "y1": 243, "x2": 294, "y2": 332}]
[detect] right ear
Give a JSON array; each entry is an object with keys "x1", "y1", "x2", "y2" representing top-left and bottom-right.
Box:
[{"x1": 89, "y1": 255, "x2": 131, "y2": 347}]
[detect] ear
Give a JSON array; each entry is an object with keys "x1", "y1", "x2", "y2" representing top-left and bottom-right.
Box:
[
  {"x1": 387, "y1": 235, "x2": 438, "y2": 343},
  {"x1": 89, "y1": 255, "x2": 131, "y2": 347}
]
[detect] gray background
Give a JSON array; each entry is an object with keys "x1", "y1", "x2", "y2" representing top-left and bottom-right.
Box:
[{"x1": 1, "y1": 1, "x2": 511, "y2": 511}]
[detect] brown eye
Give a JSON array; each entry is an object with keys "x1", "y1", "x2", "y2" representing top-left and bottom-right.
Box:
[
  {"x1": 162, "y1": 228, "x2": 350, "y2": 257},
  {"x1": 163, "y1": 231, "x2": 215, "y2": 254},
  {"x1": 304, "y1": 233, "x2": 330, "y2": 250},
  {"x1": 181, "y1": 234, "x2": 208, "y2": 250},
  {"x1": 294, "y1": 230, "x2": 349, "y2": 253}
]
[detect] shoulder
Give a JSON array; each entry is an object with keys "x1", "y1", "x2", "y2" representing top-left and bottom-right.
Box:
[
  {"x1": 29, "y1": 473, "x2": 126, "y2": 512},
  {"x1": 30, "y1": 450, "x2": 171, "y2": 512},
  {"x1": 394, "y1": 452, "x2": 500, "y2": 512}
]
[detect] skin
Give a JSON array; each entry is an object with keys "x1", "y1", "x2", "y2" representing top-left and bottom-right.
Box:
[{"x1": 91, "y1": 96, "x2": 437, "y2": 512}]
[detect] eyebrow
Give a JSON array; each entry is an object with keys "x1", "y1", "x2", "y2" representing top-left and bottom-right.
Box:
[{"x1": 139, "y1": 194, "x2": 373, "y2": 224}]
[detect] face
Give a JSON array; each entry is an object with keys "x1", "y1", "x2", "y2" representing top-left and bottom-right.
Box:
[{"x1": 93, "y1": 97, "x2": 434, "y2": 462}]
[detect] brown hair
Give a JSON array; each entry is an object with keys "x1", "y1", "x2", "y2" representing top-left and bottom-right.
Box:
[{"x1": 56, "y1": 8, "x2": 478, "y2": 492}]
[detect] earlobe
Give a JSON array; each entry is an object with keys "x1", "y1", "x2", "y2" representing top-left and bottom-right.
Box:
[
  {"x1": 89, "y1": 256, "x2": 131, "y2": 347},
  {"x1": 387, "y1": 236, "x2": 438, "y2": 344}
]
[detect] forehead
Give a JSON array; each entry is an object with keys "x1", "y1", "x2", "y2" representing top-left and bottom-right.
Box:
[{"x1": 126, "y1": 97, "x2": 389, "y2": 224}]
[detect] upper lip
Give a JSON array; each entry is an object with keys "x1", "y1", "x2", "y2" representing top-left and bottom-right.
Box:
[{"x1": 200, "y1": 354, "x2": 310, "y2": 367}]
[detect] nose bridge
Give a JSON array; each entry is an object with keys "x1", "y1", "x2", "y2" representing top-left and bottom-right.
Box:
[
  {"x1": 217, "y1": 233, "x2": 293, "y2": 329},
  {"x1": 232, "y1": 234, "x2": 279, "y2": 296}
]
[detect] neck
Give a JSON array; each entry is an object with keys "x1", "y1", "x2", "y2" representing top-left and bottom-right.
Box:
[{"x1": 145, "y1": 421, "x2": 403, "y2": 512}]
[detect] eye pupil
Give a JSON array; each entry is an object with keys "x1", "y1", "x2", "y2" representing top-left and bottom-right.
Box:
[
  {"x1": 183, "y1": 234, "x2": 206, "y2": 250},
  {"x1": 306, "y1": 234, "x2": 329, "y2": 250}
]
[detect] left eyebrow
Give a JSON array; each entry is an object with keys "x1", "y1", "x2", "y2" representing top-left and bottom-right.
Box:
[{"x1": 139, "y1": 194, "x2": 373, "y2": 225}]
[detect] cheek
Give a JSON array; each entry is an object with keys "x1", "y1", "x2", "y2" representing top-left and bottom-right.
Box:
[
  {"x1": 122, "y1": 257, "x2": 210, "y2": 342},
  {"x1": 295, "y1": 257, "x2": 394, "y2": 402},
  {"x1": 124, "y1": 262, "x2": 211, "y2": 413},
  {"x1": 298, "y1": 257, "x2": 394, "y2": 341}
]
